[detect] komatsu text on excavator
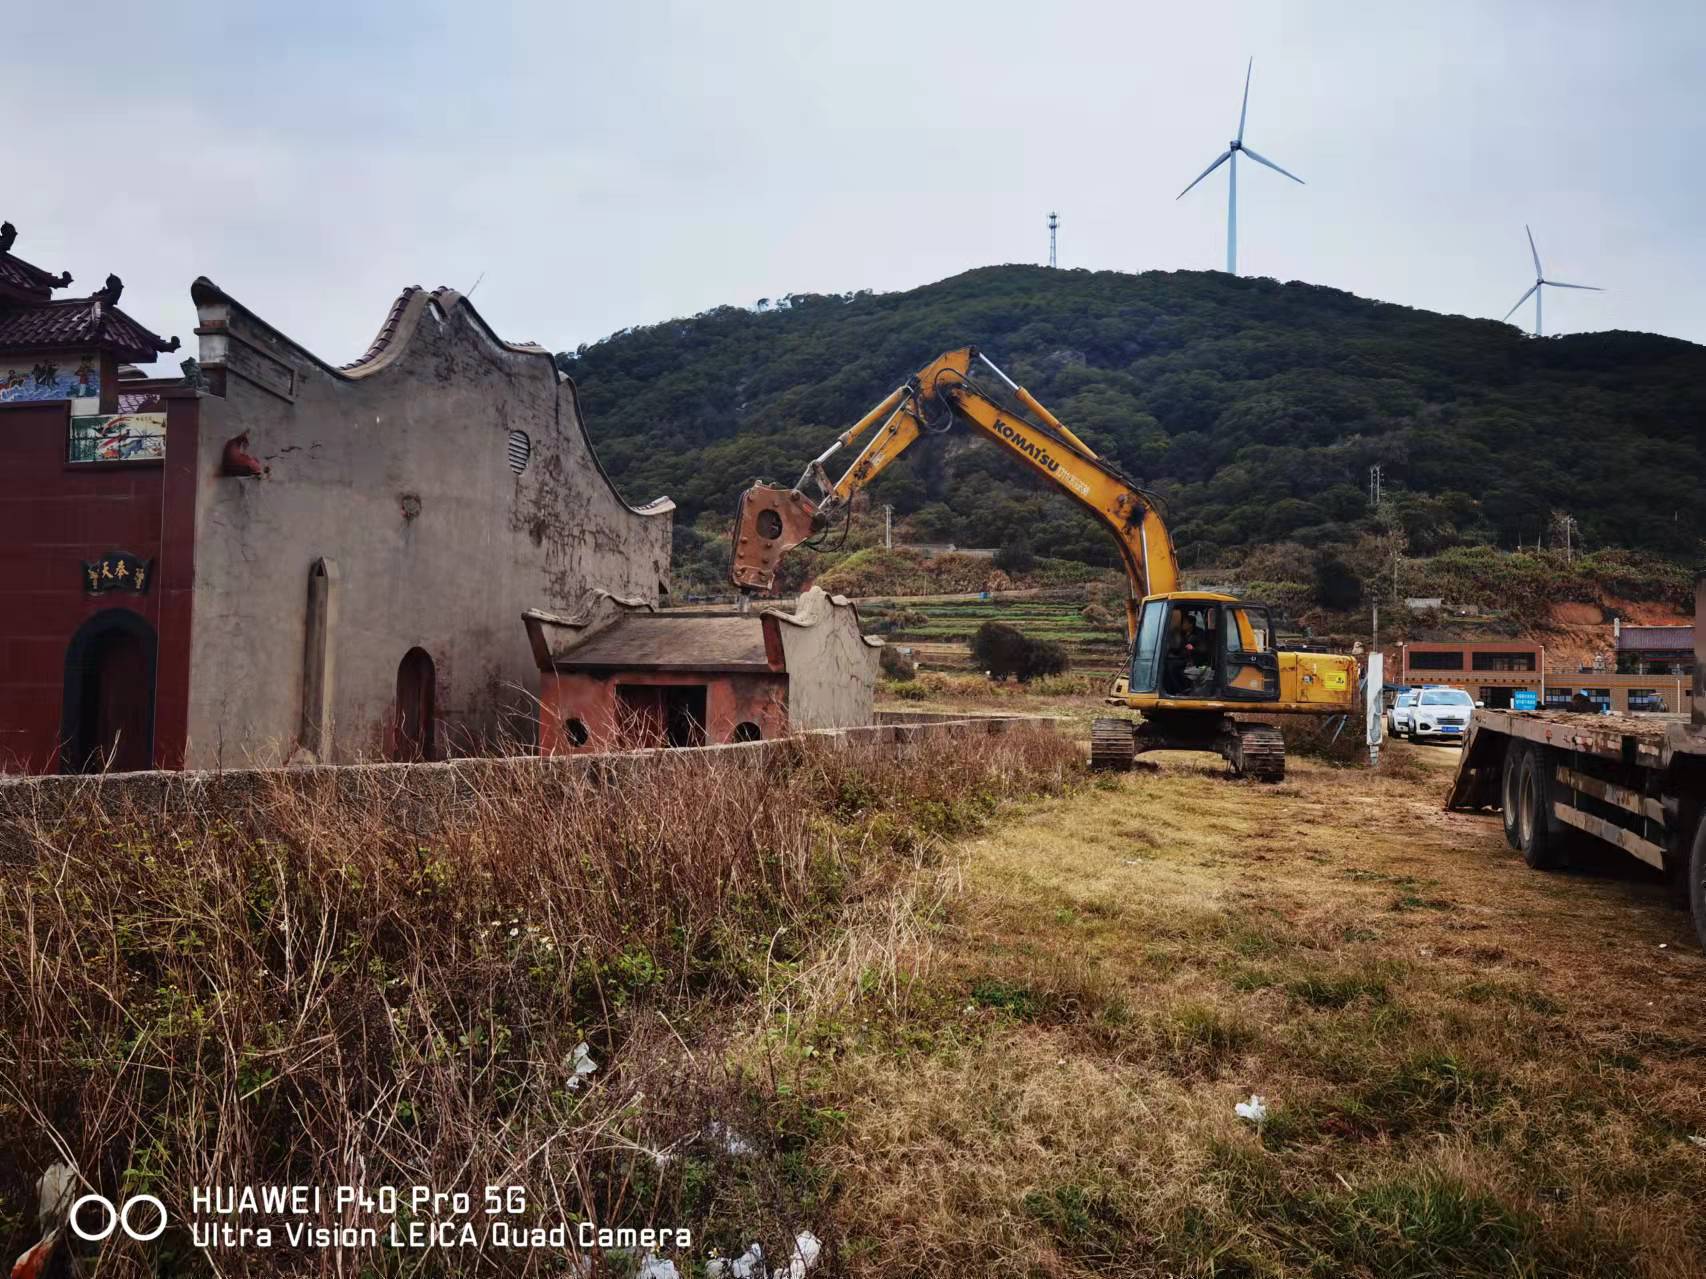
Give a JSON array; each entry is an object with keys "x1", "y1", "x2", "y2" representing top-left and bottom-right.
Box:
[{"x1": 729, "y1": 347, "x2": 1358, "y2": 780}]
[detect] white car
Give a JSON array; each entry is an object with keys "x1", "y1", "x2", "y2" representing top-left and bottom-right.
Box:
[
  {"x1": 1410, "y1": 687, "x2": 1476, "y2": 743},
  {"x1": 1388, "y1": 690, "x2": 1419, "y2": 738}
]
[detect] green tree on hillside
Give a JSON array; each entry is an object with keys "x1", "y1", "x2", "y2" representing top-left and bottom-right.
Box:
[{"x1": 561, "y1": 266, "x2": 1706, "y2": 573}]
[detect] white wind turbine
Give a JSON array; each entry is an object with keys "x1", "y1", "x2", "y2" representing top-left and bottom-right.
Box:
[
  {"x1": 1503, "y1": 226, "x2": 1601, "y2": 336},
  {"x1": 1176, "y1": 57, "x2": 1304, "y2": 275}
]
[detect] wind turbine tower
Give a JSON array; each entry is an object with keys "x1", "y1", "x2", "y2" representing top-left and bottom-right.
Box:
[
  {"x1": 1176, "y1": 58, "x2": 1304, "y2": 275},
  {"x1": 1502, "y1": 226, "x2": 1601, "y2": 336},
  {"x1": 1048, "y1": 211, "x2": 1058, "y2": 268}
]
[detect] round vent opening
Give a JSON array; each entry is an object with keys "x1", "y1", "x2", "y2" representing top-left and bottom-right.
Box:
[{"x1": 506, "y1": 430, "x2": 532, "y2": 474}]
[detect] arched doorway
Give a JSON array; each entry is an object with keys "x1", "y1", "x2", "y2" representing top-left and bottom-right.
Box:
[
  {"x1": 393, "y1": 647, "x2": 438, "y2": 762},
  {"x1": 61, "y1": 609, "x2": 157, "y2": 773}
]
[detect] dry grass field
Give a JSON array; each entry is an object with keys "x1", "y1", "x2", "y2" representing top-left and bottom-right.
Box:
[
  {"x1": 777, "y1": 722, "x2": 1706, "y2": 1277},
  {"x1": 5, "y1": 714, "x2": 1702, "y2": 1278}
]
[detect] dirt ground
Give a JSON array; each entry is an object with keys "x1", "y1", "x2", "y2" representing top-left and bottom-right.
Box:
[{"x1": 801, "y1": 716, "x2": 1706, "y2": 1277}]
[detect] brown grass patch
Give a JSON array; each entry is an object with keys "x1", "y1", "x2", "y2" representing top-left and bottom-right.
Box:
[
  {"x1": 792, "y1": 740, "x2": 1706, "y2": 1277},
  {"x1": 0, "y1": 728, "x2": 1078, "y2": 1276}
]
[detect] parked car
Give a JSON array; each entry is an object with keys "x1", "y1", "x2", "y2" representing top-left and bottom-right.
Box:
[
  {"x1": 1411, "y1": 686, "x2": 1477, "y2": 743},
  {"x1": 1389, "y1": 689, "x2": 1420, "y2": 738}
]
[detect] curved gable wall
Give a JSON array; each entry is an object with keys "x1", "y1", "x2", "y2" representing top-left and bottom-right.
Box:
[{"x1": 184, "y1": 280, "x2": 672, "y2": 765}]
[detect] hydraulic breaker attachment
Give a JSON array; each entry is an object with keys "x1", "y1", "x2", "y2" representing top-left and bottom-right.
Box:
[{"x1": 730, "y1": 484, "x2": 820, "y2": 593}]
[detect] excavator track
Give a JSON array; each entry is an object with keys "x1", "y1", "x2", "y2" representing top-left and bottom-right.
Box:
[
  {"x1": 1227, "y1": 722, "x2": 1286, "y2": 782},
  {"x1": 1090, "y1": 717, "x2": 1137, "y2": 771}
]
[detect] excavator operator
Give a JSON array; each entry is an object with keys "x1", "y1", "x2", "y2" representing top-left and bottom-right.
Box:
[{"x1": 1165, "y1": 606, "x2": 1213, "y2": 696}]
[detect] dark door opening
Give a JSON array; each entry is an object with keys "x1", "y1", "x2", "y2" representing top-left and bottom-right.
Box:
[
  {"x1": 62, "y1": 609, "x2": 157, "y2": 773},
  {"x1": 1480, "y1": 686, "x2": 1515, "y2": 710},
  {"x1": 394, "y1": 647, "x2": 439, "y2": 761},
  {"x1": 664, "y1": 685, "x2": 707, "y2": 747},
  {"x1": 615, "y1": 684, "x2": 707, "y2": 749}
]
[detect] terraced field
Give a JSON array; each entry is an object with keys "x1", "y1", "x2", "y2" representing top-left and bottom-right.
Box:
[{"x1": 867, "y1": 594, "x2": 1128, "y2": 673}]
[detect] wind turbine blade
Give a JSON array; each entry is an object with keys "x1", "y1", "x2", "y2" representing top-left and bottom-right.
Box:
[
  {"x1": 1237, "y1": 57, "x2": 1252, "y2": 143},
  {"x1": 1502, "y1": 284, "x2": 1538, "y2": 321},
  {"x1": 1177, "y1": 150, "x2": 1232, "y2": 200},
  {"x1": 1239, "y1": 146, "x2": 1304, "y2": 184},
  {"x1": 1526, "y1": 225, "x2": 1542, "y2": 278},
  {"x1": 1544, "y1": 281, "x2": 1603, "y2": 291}
]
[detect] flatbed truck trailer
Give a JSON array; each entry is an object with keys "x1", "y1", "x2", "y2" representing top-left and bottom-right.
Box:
[{"x1": 1446, "y1": 578, "x2": 1706, "y2": 949}]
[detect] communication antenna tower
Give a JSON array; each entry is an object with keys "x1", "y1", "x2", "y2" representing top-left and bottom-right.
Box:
[{"x1": 1048, "y1": 211, "x2": 1058, "y2": 268}]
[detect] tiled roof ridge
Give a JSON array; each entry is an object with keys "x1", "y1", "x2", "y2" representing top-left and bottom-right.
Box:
[
  {"x1": 0, "y1": 221, "x2": 73, "y2": 298},
  {"x1": 340, "y1": 286, "x2": 421, "y2": 371},
  {"x1": 0, "y1": 293, "x2": 178, "y2": 359}
]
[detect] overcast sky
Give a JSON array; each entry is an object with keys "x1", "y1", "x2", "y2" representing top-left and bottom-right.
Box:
[{"x1": 6, "y1": 1, "x2": 1701, "y2": 373}]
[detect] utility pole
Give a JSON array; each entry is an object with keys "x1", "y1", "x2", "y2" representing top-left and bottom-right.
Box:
[
  {"x1": 1048, "y1": 211, "x2": 1058, "y2": 269},
  {"x1": 883, "y1": 504, "x2": 893, "y2": 550},
  {"x1": 1368, "y1": 464, "x2": 1383, "y2": 508}
]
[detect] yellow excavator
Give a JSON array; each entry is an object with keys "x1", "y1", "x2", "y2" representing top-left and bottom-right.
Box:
[{"x1": 729, "y1": 347, "x2": 1357, "y2": 779}]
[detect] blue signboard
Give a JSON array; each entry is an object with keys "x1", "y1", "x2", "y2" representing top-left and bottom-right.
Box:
[{"x1": 1512, "y1": 690, "x2": 1538, "y2": 711}]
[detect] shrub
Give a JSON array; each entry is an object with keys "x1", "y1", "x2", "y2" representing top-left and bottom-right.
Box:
[
  {"x1": 970, "y1": 622, "x2": 1031, "y2": 680},
  {"x1": 1025, "y1": 639, "x2": 1070, "y2": 680},
  {"x1": 878, "y1": 644, "x2": 917, "y2": 680},
  {"x1": 993, "y1": 538, "x2": 1036, "y2": 576},
  {"x1": 1312, "y1": 552, "x2": 1365, "y2": 611},
  {"x1": 970, "y1": 622, "x2": 1074, "y2": 683}
]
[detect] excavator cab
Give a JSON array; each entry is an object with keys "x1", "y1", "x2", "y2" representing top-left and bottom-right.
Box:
[{"x1": 1127, "y1": 594, "x2": 1280, "y2": 704}]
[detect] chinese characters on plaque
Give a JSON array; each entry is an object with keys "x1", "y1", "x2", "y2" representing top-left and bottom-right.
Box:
[{"x1": 82, "y1": 552, "x2": 153, "y2": 595}]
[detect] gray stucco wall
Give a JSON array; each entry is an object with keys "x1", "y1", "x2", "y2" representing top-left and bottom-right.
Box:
[
  {"x1": 770, "y1": 588, "x2": 882, "y2": 730},
  {"x1": 183, "y1": 281, "x2": 672, "y2": 766}
]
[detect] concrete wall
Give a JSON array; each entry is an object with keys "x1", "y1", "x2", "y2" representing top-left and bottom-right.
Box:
[
  {"x1": 0, "y1": 712, "x2": 1044, "y2": 849},
  {"x1": 183, "y1": 281, "x2": 672, "y2": 767},
  {"x1": 764, "y1": 588, "x2": 883, "y2": 730}
]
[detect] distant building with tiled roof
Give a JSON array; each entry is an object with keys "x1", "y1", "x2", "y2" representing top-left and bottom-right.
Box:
[
  {"x1": 0, "y1": 224, "x2": 178, "y2": 395},
  {"x1": 1615, "y1": 620, "x2": 1694, "y2": 675}
]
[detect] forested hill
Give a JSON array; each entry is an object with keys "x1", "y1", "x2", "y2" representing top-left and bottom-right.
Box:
[{"x1": 561, "y1": 266, "x2": 1706, "y2": 569}]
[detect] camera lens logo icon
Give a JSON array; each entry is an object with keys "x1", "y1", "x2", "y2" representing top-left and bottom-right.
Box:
[{"x1": 69, "y1": 1194, "x2": 167, "y2": 1243}]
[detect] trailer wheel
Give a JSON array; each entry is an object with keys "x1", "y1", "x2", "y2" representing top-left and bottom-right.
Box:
[
  {"x1": 1517, "y1": 748, "x2": 1560, "y2": 870},
  {"x1": 1689, "y1": 817, "x2": 1706, "y2": 952},
  {"x1": 1500, "y1": 740, "x2": 1525, "y2": 850}
]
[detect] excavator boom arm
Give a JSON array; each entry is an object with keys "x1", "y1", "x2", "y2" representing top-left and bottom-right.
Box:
[{"x1": 731, "y1": 348, "x2": 1179, "y2": 641}]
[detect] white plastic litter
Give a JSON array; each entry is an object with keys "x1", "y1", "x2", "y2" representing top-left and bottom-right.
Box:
[
  {"x1": 566, "y1": 1041, "x2": 598, "y2": 1090},
  {"x1": 1235, "y1": 1094, "x2": 1268, "y2": 1125},
  {"x1": 38, "y1": 1162, "x2": 78, "y2": 1231},
  {"x1": 1689, "y1": 1135, "x2": 1706, "y2": 1150},
  {"x1": 635, "y1": 1255, "x2": 680, "y2": 1279},
  {"x1": 705, "y1": 1120, "x2": 757, "y2": 1157},
  {"x1": 772, "y1": 1231, "x2": 822, "y2": 1278},
  {"x1": 705, "y1": 1242, "x2": 764, "y2": 1278}
]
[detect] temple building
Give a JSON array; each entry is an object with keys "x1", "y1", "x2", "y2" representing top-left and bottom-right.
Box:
[{"x1": 0, "y1": 222, "x2": 673, "y2": 773}]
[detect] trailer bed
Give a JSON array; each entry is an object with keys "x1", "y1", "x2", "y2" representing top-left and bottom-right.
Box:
[
  {"x1": 1447, "y1": 709, "x2": 1701, "y2": 809},
  {"x1": 1447, "y1": 706, "x2": 1706, "y2": 948}
]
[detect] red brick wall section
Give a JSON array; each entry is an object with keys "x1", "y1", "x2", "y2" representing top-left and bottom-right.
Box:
[
  {"x1": 538, "y1": 669, "x2": 789, "y2": 755},
  {"x1": 0, "y1": 394, "x2": 197, "y2": 772}
]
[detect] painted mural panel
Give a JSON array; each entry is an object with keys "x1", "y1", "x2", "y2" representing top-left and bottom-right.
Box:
[
  {"x1": 0, "y1": 354, "x2": 99, "y2": 403},
  {"x1": 68, "y1": 412, "x2": 167, "y2": 463}
]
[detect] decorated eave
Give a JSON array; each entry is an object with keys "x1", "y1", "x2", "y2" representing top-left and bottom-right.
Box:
[
  {"x1": 0, "y1": 221, "x2": 179, "y2": 363},
  {"x1": 0, "y1": 221, "x2": 70, "y2": 303}
]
